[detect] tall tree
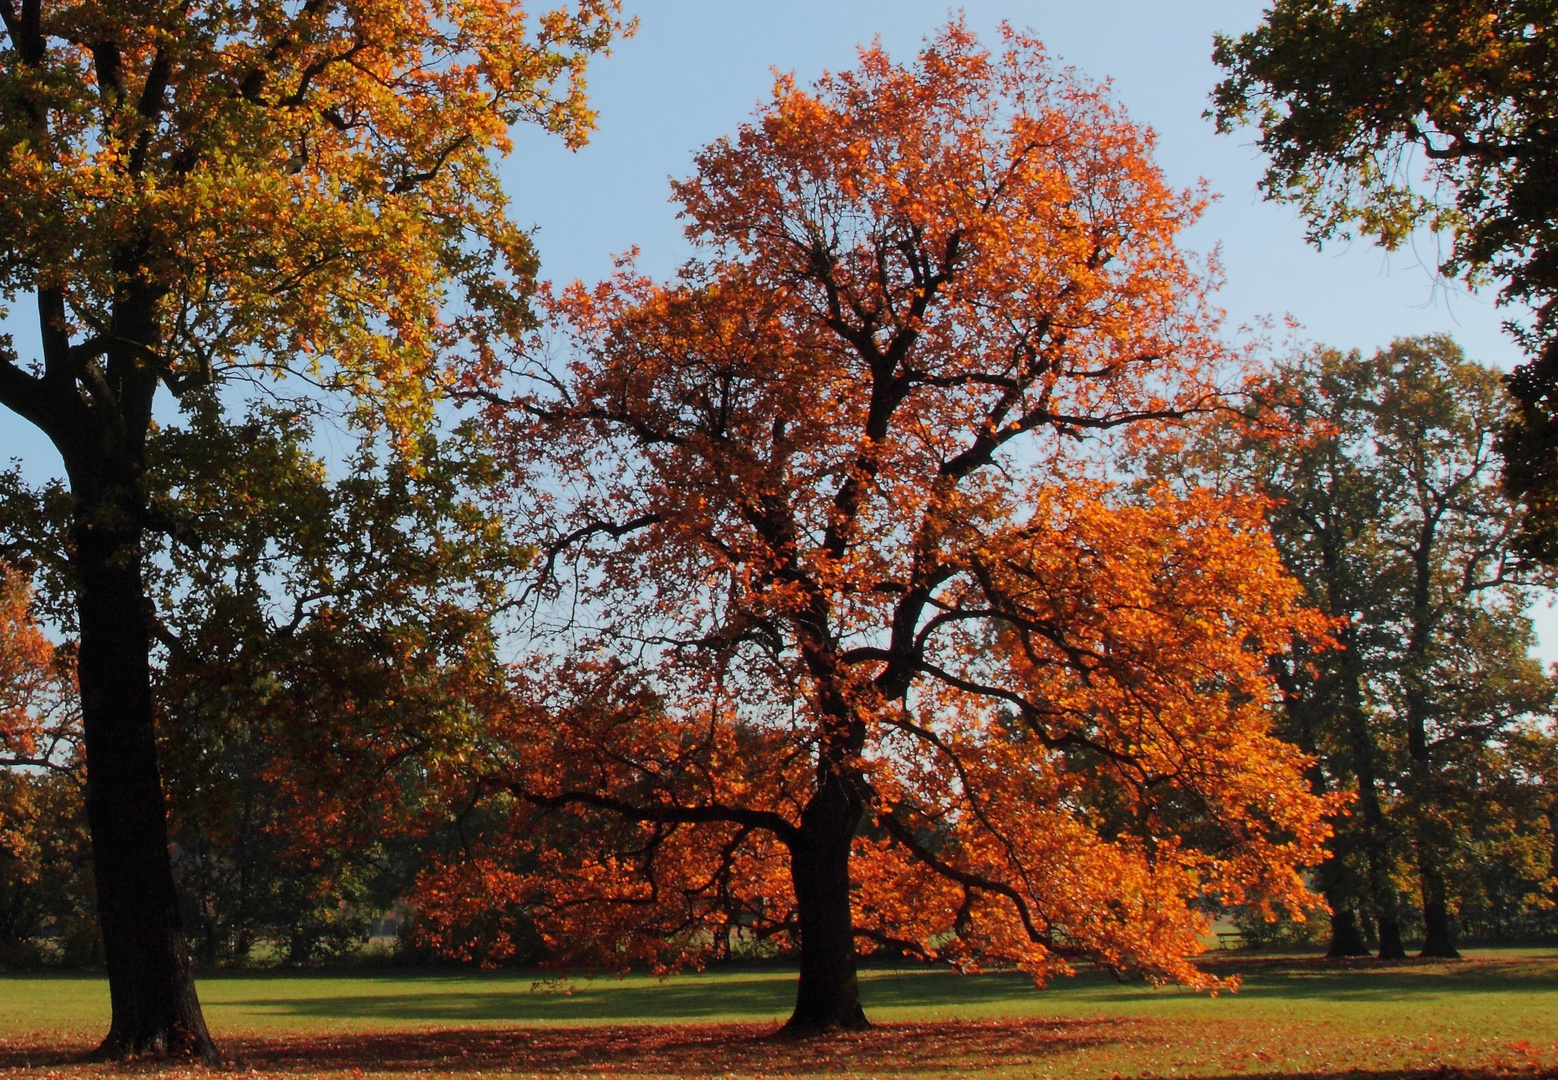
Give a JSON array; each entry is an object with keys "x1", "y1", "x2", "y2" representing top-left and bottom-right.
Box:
[
  {"x1": 1370, "y1": 337, "x2": 1553, "y2": 956},
  {"x1": 1236, "y1": 350, "x2": 1410, "y2": 959},
  {"x1": 415, "y1": 23, "x2": 1333, "y2": 1034},
  {"x1": 1211, "y1": 1, "x2": 1558, "y2": 561},
  {"x1": 0, "y1": 0, "x2": 624, "y2": 1058},
  {"x1": 1148, "y1": 336, "x2": 1556, "y2": 958}
]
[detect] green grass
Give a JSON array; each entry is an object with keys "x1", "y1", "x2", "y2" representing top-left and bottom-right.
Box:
[{"x1": 3, "y1": 948, "x2": 1556, "y2": 1077}]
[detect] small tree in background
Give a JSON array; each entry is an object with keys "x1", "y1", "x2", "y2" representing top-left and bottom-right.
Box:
[{"x1": 413, "y1": 22, "x2": 1333, "y2": 1034}]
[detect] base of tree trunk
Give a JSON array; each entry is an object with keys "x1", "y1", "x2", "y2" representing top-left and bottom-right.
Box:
[
  {"x1": 1376, "y1": 915, "x2": 1407, "y2": 961},
  {"x1": 1419, "y1": 898, "x2": 1460, "y2": 959},
  {"x1": 87, "y1": 1024, "x2": 219, "y2": 1064},
  {"x1": 777, "y1": 1005, "x2": 871, "y2": 1037},
  {"x1": 1326, "y1": 909, "x2": 1370, "y2": 957}
]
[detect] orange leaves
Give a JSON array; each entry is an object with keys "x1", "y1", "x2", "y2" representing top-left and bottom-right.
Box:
[
  {"x1": 859, "y1": 484, "x2": 1333, "y2": 985},
  {"x1": 455, "y1": 19, "x2": 1331, "y2": 996},
  {"x1": 0, "y1": 565, "x2": 73, "y2": 769}
]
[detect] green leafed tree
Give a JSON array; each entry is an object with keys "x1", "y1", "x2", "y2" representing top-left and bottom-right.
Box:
[
  {"x1": 1211, "y1": 1, "x2": 1558, "y2": 561},
  {"x1": 1146, "y1": 335, "x2": 1557, "y2": 957},
  {"x1": 0, "y1": 0, "x2": 624, "y2": 1058}
]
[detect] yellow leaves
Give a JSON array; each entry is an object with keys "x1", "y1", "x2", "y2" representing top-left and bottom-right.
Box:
[{"x1": 1, "y1": 0, "x2": 628, "y2": 444}]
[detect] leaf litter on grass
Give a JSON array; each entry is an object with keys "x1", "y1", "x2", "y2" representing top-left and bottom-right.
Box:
[{"x1": 1, "y1": 1017, "x2": 1555, "y2": 1080}]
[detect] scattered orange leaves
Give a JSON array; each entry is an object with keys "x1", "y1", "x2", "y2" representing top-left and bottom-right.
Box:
[{"x1": 1, "y1": 1018, "x2": 1553, "y2": 1080}]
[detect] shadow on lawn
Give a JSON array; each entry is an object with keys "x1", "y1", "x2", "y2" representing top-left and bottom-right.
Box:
[
  {"x1": 224, "y1": 1019, "x2": 1132, "y2": 1074},
  {"x1": 205, "y1": 954, "x2": 1558, "y2": 1026},
  {"x1": 0, "y1": 1020, "x2": 1132, "y2": 1074},
  {"x1": 221, "y1": 973, "x2": 800, "y2": 1022},
  {"x1": 1, "y1": 1022, "x2": 1551, "y2": 1080}
]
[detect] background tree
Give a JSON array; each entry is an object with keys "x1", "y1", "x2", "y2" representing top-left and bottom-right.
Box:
[
  {"x1": 143, "y1": 399, "x2": 523, "y2": 965},
  {"x1": 1147, "y1": 336, "x2": 1556, "y2": 958},
  {"x1": 0, "y1": 563, "x2": 93, "y2": 966},
  {"x1": 0, "y1": 0, "x2": 624, "y2": 1057},
  {"x1": 414, "y1": 23, "x2": 1333, "y2": 1035},
  {"x1": 1211, "y1": 1, "x2": 1558, "y2": 561},
  {"x1": 0, "y1": 396, "x2": 526, "y2": 967},
  {"x1": 1215, "y1": 349, "x2": 1409, "y2": 958}
]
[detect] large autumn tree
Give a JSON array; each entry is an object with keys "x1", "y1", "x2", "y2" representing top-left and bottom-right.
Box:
[
  {"x1": 414, "y1": 23, "x2": 1333, "y2": 1035},
  {"x1": 1210, "y1": 1, "x2": 1558, "y2": 561},
  {"x1": 0, "y1": 0, "x2": 625, "y2": 1059}
]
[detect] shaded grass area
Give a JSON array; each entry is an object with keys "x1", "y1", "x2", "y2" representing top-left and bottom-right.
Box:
[{"x1": 0, "y1": 948, "x2": 1554, "y2": 1078}]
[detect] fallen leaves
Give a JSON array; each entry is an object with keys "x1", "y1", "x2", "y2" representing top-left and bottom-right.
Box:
[{"x1": 2, "y1": 1016, "x2": 1554, "y2": 1080}]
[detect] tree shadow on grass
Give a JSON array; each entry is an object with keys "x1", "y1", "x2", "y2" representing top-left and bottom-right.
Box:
[
  {"x1": 1, "y1": 1021, "x2": 1552, "y2": 1078},
  {"x1": 219, "y1": 974, "x2": 799, "y2": 1023},
  {"x1": 226, "y1": 1018, "x2": 1137, "y2": 1074}
]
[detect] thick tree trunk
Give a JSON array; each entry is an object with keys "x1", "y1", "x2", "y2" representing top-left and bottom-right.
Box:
[
  {"x1": 1405, "y1": 711, "x2": 1457, "y2": 959},
  {"x1": 1339, "y1": 675, "x2": 1406, "y2": 961},
  {"x1": 1316, "y1": 853, "x2": 1368, "y2": 956},
  {"x1": 1549, "y1": 802, "x2": 1558, "y2": 910},
  {"x1": 1326, "y1": 905, "x2": 1369, "y2": 957},
  {"x1": 75, "y1": 499, "x2": 216, "y2": 1062},
  {"x1": 1417, "y1": 861, "x2": 1460, "y2": 959},
  {"x1": 782, "y1": 777, "x2": 868, "y2": 1035},
  {"x1": 1373, "y1": 903, "x2": 1404, "y2": 959},
  {"x1": 1427, "y1": 872, "x2": 1458, "y2": 953}
]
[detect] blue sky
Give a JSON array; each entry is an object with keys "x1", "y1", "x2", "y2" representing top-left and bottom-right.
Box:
[
  {"x1": 1, "y1": 1, "x2": 1521, "y2": 477},
  {"x1": 4, "y1": 1, "x2": 1549, "y2": 642},
  {"x1": 499, "y1": 0, "x2": 1517, "y2": 364}
]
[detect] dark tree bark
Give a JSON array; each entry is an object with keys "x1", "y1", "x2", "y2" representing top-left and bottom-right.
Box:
[
  {"x1": 1326, "y1": 905, "x2": 1368, "y2": 957},
  {"x1": 1272, "y1": 654, "x2": 1371, "y2": 960},
  {"x1": 1417, "y1": 864, "x2": 1460, "y2": 959},
  {"x1": 76, "y1": 502, "x2": 215, "y2": 1061},
  {"x1": 782, "y1": 775, "x2": 868, "y2": 1035},
  {"x1": 5, "y1": 281, "x2": 219, "y2": 1061},
  {"x1": 1549, "y1": 802, "x2": 1558, "y2": 910},
  {"x1": 1336, "y1": 639, "x2": 1407, "y2": 960},
  {"x1": 1402, "y1": 530, "x2": 1459, "y2": 962}
]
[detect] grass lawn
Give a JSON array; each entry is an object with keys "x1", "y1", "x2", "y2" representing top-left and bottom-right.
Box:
[{"x1": 1, "y1": 948, "x2": 1554, "y2": 1078}]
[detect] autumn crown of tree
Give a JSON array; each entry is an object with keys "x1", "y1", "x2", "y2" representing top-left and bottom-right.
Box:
[{"x1": 409, "y1": 22, "x2": 1333, "y2": 1030}]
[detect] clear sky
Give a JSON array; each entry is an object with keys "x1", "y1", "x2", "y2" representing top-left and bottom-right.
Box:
[
  {"x1": 3, "y1": 1, "x2": 1549, "y2": 639},
  {"x1": 499, "y1": 0, "x2": 1519, "y2": 366}
]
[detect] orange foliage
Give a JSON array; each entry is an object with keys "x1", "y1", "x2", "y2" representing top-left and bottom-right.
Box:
[
  {"x1": 415, "y1": 21, "x2": 1332, "y2": 998},
  {"x1": 0, "y1": 565, "x2": 74, "y2": 772}
]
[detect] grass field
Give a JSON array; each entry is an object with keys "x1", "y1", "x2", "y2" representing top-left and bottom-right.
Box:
[{"x1": 1, "y1": 948, "x2": 1555, "y2": 1078}]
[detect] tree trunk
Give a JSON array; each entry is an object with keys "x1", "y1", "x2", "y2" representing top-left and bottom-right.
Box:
[
  {"x1": 1373, "y1": 900, "x2": 1404, "y2": 960},
  {"x1": 1549, "y1": 802, "x2": 1558, "y2": 910},
  {"x1": 1405, "y1": 716, "x2": 1458, "y2": 959},
  {"x1": 1326, "y1": 905, "x2": 1368, "y2": 957},
  {"x1": 74, "y1": 496, "x2": 216, "y2": 1062},
  {"x1": 1313, "y1": 852, "x2": 1367, "y2": 956},
  {"x1": 782, "y1": 776, "x2": 868, "y2": 1035},
  {"x1": 1414, "y1": 835, "x2": 1458, "y2": 953},
  {"x1": 1417, "y1": 861, "x2": 1460, "y2": 959},
  {"x1": 1336, "y1": 654, "x2": 1406, "y2": 961}
]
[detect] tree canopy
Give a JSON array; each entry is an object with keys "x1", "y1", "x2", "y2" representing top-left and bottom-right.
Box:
[
  {"x1": 0, "y1": 0, "x2": 625, "y2": 1058},
  {"x1": 1211, "y1": 0, "x2": 1558, "y2": 560},
  {"x1": 411, "y1": 22, "x2": 1333, "y2": 1034},
  {"x1": 1145, "y1": 335, "x2": 1558, "y2": 957}
]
